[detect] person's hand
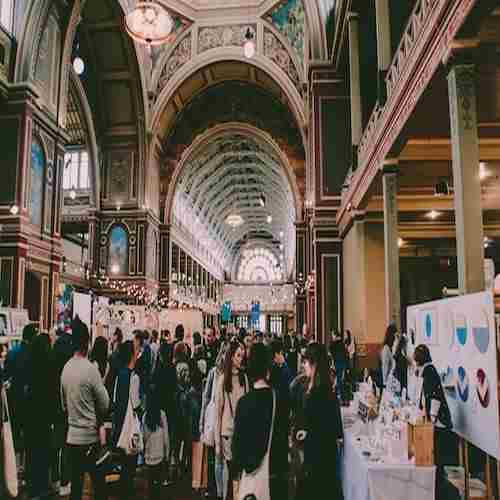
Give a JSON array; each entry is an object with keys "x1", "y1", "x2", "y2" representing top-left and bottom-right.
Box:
[{"x1": 296, "y1": 430, "x2": 307, "y2": 441}]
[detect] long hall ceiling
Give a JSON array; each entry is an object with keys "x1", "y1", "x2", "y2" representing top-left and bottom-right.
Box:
[{"x1": 172, "y1": 132, "x2": 297, "y2": 273}]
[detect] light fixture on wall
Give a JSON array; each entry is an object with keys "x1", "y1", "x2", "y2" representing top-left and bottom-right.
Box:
[
  {"x1": 69, "y1": 187, "x2": 77, "y2": 200},
  {"x1": 258, "y1": 194, "x2": 266, "y2": 207},
  {"x1": 398, "y1": 237, "x2": 404, "y2": 248},
  {"x1": 124, "y1": 1, "x2": 174, "y2": 47},
  {"x1": 9, "y1": 204, "x2": 19, "y2": 215},
  {"x1": 243, "y1": 27, "x2": 255, "y2": 59},
  {"x1": 279, "y1": 230, "x2": 284, "y2": 238},
  {"x1": 427, "y1": 210, "x2": 440, "y2": 220},
  {"x1": 267, "y1": 215, "x2": 273, "y2": 224}
]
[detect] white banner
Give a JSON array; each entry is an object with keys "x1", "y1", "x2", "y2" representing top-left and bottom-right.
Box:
[{"x1": 407, "y1": 291, "x2": 500, "y2": 459}]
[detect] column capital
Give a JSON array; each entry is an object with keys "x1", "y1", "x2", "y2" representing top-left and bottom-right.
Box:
[
  {"x1": 442, "y1": 38, "x2": 480, "y2": 69},
  {"x1": 381, "y1": 158, "x2": 399, "y2": 175}
]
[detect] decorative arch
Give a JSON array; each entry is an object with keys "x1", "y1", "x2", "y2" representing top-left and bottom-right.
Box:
[
  {"x1": 150, "y1": 48, "x2": 307, "y2": 140},
  {"x1": 108, "y1": 224, "x2": 129, "y2": 275}
]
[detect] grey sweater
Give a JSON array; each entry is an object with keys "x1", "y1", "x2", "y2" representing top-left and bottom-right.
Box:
[{"x1": 61, "y1": 356, "x2": 110, "y2": 445}]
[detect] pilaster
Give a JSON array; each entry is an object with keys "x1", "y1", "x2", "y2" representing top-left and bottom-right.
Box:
[
  {"x1": 348, "y1": 12, "x2": 362, "y2": 170},
  {"x1": 382, "y1": 162, "x2": 400, "y2": 329},
  {"x1": 375, "y1": 0, "x2": 391, "y2": 105},
  {"x1": 447, "y1": 63, "x2": 484, "y2": 293}
]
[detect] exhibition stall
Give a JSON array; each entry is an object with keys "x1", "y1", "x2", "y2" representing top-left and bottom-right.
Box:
[
  {"x1": 93, "y1": 304, "x2": 203, "y2": 343},
  {"x1": 342, "y1": 290, "x2": 498, "y2": 500}
]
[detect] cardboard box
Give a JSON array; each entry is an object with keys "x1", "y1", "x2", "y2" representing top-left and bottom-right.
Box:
[{"x1": 407, "y1": 421, "x2": 434, "y2": 465}]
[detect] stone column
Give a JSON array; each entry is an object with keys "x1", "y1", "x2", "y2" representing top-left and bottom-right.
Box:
[
  {"x1": 447, "y1": 64, "x2": 485, "y2": 293},
  {"x1": 348, "y1": 12, "x2": 363, "y2": 169},
  {"x1": 375, "y1": 0, "x2": 392, "y2": 104},
  {"x1": 382, "y1": 162, "x2": 400, "y2": 329}
]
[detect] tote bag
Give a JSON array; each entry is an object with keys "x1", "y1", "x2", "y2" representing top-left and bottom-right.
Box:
[
  {"x1": 1, "y1": 387, "x2": 18, "y2": 498},
  {"x1": 238, "y1": 390, "x2": 276, "y2": 500},
  {"x1": 115, "y1": 376, "x2": 143, "y2": 456},
  {"x1": 202, "y1": 371, "x2": 217, "y2": 447}
]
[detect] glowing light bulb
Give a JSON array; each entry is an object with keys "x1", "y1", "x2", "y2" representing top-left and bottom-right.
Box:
[
  {"x1": 10, "y1": 204, "x2": 19, "y2": 215},
  {"x1": 69, "y1": 188, "x2": 76, "y2": 200},
  {"x1": 73, "y1": 56, "x2": 85, "y2": 75}
]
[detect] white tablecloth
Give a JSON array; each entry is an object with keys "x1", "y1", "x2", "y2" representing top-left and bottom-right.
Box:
[{"x1": 342, "y1": 429, "x2": 435, "y2": 500}]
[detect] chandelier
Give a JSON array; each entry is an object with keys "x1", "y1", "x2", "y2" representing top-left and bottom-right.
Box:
[
  {"x1": 124, "y1": 1, "x2": 174, "y2": 46},
  {"x1": 226, "y1": 214, "x2": 244, "y2": 227}
]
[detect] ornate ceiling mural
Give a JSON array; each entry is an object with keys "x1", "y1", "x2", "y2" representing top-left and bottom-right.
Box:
[
  {"x1": 265, "y1": 0, "x2": 306, "y2": 67},
  {"x1": 164, "y1": 80, "x2": 304, "y2": 163}
]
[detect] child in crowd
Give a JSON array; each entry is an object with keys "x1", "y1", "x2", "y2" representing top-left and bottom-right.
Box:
[{"x1": 143, "y1": 383, "x2": 170, "y2": 500}]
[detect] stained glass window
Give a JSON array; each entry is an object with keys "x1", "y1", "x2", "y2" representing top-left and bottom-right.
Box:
[
  {"x1": 109, "y1": 225, "x2": 129, "y2": 275},
  {"x1": 0, "y1": 0, "x2": 14, "y2": 32},
  {"x1": 30, "y1": 138, "x2": 45, "y2": 228}
]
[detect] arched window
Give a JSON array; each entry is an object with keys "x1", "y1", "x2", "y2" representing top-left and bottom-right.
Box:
[
  {"x1": 30, "y1": 137, "x2": 45, "y2": 228},
  {"x1": 0, "y1": 0, "x2": 14, "y2": 33},
  {"x1": 237, "y1": 247, "x2": 282, "y2": 283},
  {"x1": 109, "y1": 225, "x2": 129, "y2": 275}
]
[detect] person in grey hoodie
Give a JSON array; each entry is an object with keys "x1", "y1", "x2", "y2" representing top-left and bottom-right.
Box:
[{"x1": 61, "y1": 321, "x2": 109, "y2": 500}]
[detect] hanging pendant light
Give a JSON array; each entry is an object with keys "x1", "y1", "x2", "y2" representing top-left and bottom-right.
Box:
[
  {"x1": 125, "y1": 1, "x2": 174, "y2": 47},
  {"x1": 243, "y1": 27, "x2": 255, "y2": 59}
]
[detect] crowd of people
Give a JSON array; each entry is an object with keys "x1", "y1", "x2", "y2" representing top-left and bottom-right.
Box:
[{"x1": 0, "y1": 320, "x2": 351, "y2": 500}]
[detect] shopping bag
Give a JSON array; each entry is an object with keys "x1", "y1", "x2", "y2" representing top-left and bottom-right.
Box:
[
  {"x1": 1, "y1": 388, "x2": 18, "y2": 498},
  {"x1": 202, "y1": 399, "x2": 216, "y2": 447},
  {"x1": 116, "y1": 379, "x2": 143, "y2": 456}
]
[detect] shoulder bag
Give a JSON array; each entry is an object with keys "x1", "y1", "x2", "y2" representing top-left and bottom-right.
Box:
[
  {"x1": 1, "y1": 386, "x2": 18, "y2": 498},
  {"x1": 115, "y1": 375, "x2": 144, "y2": 456}
]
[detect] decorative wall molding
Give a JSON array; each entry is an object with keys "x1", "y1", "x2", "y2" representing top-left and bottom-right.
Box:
[
  {"x1": 157, "y1": 31, "x2": 193, "y2": 91},
  {"x1": 198, "y1": 24, "x2": 256, "y2": 53}
]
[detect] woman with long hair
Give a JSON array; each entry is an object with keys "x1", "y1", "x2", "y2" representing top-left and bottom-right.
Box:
[
  {"x1": 298, "y1": 342, "x2": 343, "y2": 500},
  {"x1": 214, "y1": 340, "x2": 248, "y2": 500},
  {"x1": 143, "y1": 382, "x2": 169, "y2": 500},
  {"x1": 200, "y1": 342, "x2": 229, "y2": 500},
  {"x1": 380, "y1": 323, "x2": 397, "y2": 389},
  {"x1": 232, "y1": 343, "x2": 289, "y2": 500},
  {"x1": 90, "y1": 336, "x2": 110, "y2": 380},
  {"x1": 112, "y1": 340, "x2": 141, "y2": 500},
  {"x1": 26, "y1": 333, "x2": 56, "y2": 499}
]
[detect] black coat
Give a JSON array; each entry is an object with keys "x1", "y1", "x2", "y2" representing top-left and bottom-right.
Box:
[
  {"x1": 420, "y1": 364, "x2": 452, "y2": 429},
  {"x1": 303, "y1": 386, "x2": 343, "y2": 499},
  {"x1": 232, "y1": 387, "x2": 289, "y2": 478}
]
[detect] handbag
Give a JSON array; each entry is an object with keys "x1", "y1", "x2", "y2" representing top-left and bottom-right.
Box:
[
  {"x1": 238, "y1": 389, "x2": 276, "y2": 500},
  {"x1": 1, "y1": 387, "x2": 18, "y2": 498},
  {"x1": 115, "y1": 375, "x2": 143, "y2": 456},
  {"x1": 202, "y1": 372, "x2": 217, "y2": 447}
]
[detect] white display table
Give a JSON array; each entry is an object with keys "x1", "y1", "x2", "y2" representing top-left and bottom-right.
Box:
[{"x1": 341, "y1": 421, "x2": 436, "y2": 500}]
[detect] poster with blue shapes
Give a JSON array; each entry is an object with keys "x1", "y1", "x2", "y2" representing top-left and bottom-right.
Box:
[
  {"x1": 407, "y1": 291, "x2": 500, "y2": 459},
  {"x1": 30, "y1": 138, "x2": 45, "y2": 228},
  {"x1": 419, "y1": 308, "x2": 438, "y2": 345}
]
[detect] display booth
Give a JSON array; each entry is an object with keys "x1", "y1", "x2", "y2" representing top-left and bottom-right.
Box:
[
  {"x1": 342, "y1": 291, "x2": 499, "y2": 500},
  {"x1": 0, "y1": 307, "x2": 30, "y2": 349},
  {"x1": 93, "y1": 304, "x2": 203, "y2": 344}
]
